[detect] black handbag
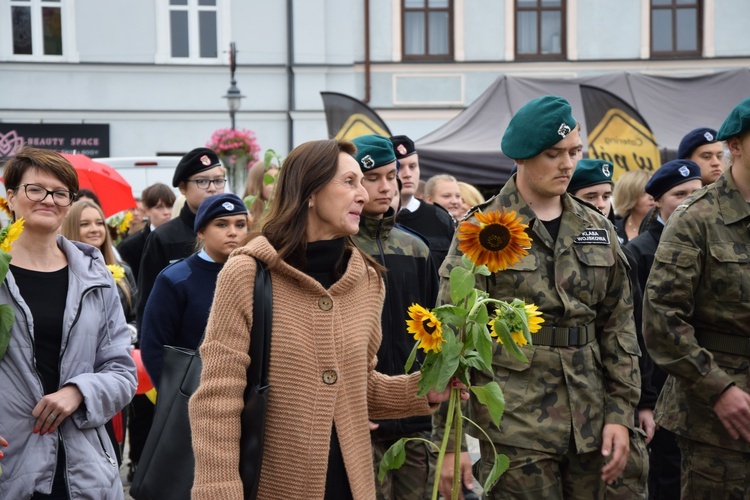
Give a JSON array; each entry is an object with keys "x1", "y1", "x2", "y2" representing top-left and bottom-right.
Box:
[{"x1": 130, "y1": 259, "x2": 272, "y2": 500}]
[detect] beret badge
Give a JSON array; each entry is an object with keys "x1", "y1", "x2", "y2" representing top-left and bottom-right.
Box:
[
  {"x1": 222, "y1": 201, "x2": 235, "y2": 211},
  {"x1": 557, "y1": 123, "x2": 571, "y2": 138},
  {"x1": 200, "y1": 155, "x2": 211, "y2": 166},
  {"x1": 602, "y1": 164, "x2": 611, "y2": 177},
  {"x1": 361, "y1": 155, "x2": 375, "y2": 169},
  {"x1": 703, "y1": 131, "x2": 714, "y2": 141},
  {"x1": 396, "y1": 144, "x2": 407, "y2": 156},
  {"x1": 678, "y1": 165, "x2": 691, "y2": 177}
]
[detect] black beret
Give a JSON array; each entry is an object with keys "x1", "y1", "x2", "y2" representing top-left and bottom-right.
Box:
[
  {"x1": 677, "y1": 128, "x2": 718, "y2": 159},
  {"x1": 567, "y1": 159, "x2": 613, "y2": 193},
  {"x1": 716, "y1": 97, "x2": 750, "y2": 141},
  {"x1": 390, "y1": 135, "x2": 417, "y2": 159},
  {"x1": 194, "y1": 193, "x2": 248, "y2": 232},
  {"x1": 645, "y1": 160, "x2": 701, "y2": 200},
  {"x1": 352, "y1": 135, "x2": 397, "y2": 172},
  {"x1": 502, "y1": 95, "x2": 577, "y2": 160},
  {"x1": 172, "y1": 147, "x2": 222, "y2": 187}
]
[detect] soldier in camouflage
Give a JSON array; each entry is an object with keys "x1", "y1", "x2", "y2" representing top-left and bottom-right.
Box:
[
  {"x1": 350, "y1": 135, "x2": 440, "y2": 500},
  {"x1": 435, "y1": 96, "x2": 641, "y2": 500},
  {"x1": 643, "y1": 98, "x2": 750, "y2": 498}
]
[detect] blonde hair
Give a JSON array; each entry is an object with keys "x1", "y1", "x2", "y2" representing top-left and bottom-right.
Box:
[
  {"x1": 613, "y1": 170, "x2": 651, "y2": 218},
  {"x1": 458, "y1": 181, "x2": 485, "y2": 208},
  {"x1": 242, "y1": 159, "x2": 278, "y2": 226},
  {"x1": 424, "y1": 174, "x2": 458, "y2": 199},
  {"x1": 62, "y1": 200, "x2": 132, "y2": 306}
]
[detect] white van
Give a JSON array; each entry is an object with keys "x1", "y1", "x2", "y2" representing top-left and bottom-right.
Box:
[{"x1": 94, "y1": 156, "x2": 182, "y2": 198}]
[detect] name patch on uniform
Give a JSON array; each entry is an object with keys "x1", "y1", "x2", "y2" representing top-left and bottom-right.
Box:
[{"x1": 574, "y1": 229, "x2": 610, "y2": 245}]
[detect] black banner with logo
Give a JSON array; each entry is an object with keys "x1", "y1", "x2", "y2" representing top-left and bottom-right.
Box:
[{"x1": 0, "y1": 123, "x2": 110, "y2": 159}]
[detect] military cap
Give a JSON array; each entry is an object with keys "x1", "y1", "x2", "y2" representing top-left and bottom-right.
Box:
[
  {"x1": 567, "y1": 159, "x2": 613, "y2": 193},
  {"x1": 390, "y1": 135, "x2": 417, "y2": 159},
  {"x1": 501, "y1": 95, "x2": 577, "y2": 160},
  {"x1": 352, "y1": 135, "x2": 397, "y2": 172},
  {"x1": 677, "y1": 127, "x2": 718, "y2": 159},
  {"x1": 645, "y1": 160, "x2": 701, "y2": 200},
  {"x1": 716, "y1": 97, "x2": 750, "y2": 141},
  {"x1": 172, "y1": 147, "x2": 222, "y2": 187},
  {"x1": 194, "y1": 193, "x2": 248, "y2": 232}
]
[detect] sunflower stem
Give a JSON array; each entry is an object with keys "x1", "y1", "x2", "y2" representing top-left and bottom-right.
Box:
[
  {"x1": 432, "y1": 387, "x2": 458, "y2": 500},
  {"x1": 452, "y1": 390, "x2": 463, "y2": 500}
]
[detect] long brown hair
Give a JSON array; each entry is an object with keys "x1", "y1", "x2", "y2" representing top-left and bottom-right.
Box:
[
  {"x1": 62, "y1": 200, "x2": 133, "y2": 306},
  {"x1": 251, "y1": 139, "x2": 382, "y2": 275}
]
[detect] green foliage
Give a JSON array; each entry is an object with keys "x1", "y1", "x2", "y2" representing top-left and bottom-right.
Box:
[
  {"x1": 471, "y1": 382, "x2": 505, "y2": 428},
  {"x1": 378, "y1": 437, "x2": 407, "y2": 483},
  {"x1": 449, "y1": 266, "x2": 474, "y2": 304},
  {"x1": 483, "y1": 453, "x2": 510, "y2": 493},
  {"x1": 0, "y1": 251, "x2": 13, "y2": 366}
]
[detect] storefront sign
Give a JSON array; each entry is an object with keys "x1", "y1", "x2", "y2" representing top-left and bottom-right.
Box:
[{"x1": 0, "y1": 123, "x2": 110, "y2": 159}]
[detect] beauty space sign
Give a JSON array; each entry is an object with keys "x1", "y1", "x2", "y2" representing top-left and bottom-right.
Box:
[{"x1": 0, "y1": 123, "x2": 110, "y2": 159}]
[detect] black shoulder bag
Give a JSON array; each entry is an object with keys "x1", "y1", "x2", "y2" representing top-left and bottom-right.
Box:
[{"x1": 131, "y1": 259, "x2": 272, "y2": 500}]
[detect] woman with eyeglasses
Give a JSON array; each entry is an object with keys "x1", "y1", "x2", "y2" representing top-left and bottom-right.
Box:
[{"x1": 0, "y1": 148, "x2": 137, "y2": 499}]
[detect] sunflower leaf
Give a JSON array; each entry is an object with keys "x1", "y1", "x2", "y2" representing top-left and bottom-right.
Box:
[
  {"x1": 463, "y1": 351, "x2": 486, "y2": 370},
  {"x1": 0, "y1": 304, "x2": 14, "y2": 362},
  {"x1": 378, "y1": 437, "x2": 408, "y2": 482},
  {"x1": 434, "y1": 335, "x2": 462, "y2": 392},
  {"x1": 433, "y1": 304, "x2": 468, "y2": 327},
  {"x1": 474, "y1": 264, "x2": 492, "y2": 276},
  {"x1": 471, "y1": 382, "x2": 505, "y2": 427},
  {"x1": 475, "y1": 324, "x2": 494, "y2": 370},
  {"x1": 417, "y1": 354, "x2": 439, "y2": 396},
  {"x1": 483, "y1": 453, "x2": 510, "y2": 493},
  {"x1": 404, "y1": 341, "x2": 419, "y2": 373},
  {"x1": 461, "y1": 254, "x2": 474, "y2": 270},
  {"x1": 449, "y1": 266, "x2": 474, "y2": 304},
  {"x1": 474, "y1": 303, "x2": 489, "y2": 325},
  {"x1": 493, "y1": 320, "x2": 528, "y2": 363}
]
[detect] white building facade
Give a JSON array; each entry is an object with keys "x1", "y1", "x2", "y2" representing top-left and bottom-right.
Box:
[{"x1": 1, "y1": 0, "x2": 749, "y2": 158}]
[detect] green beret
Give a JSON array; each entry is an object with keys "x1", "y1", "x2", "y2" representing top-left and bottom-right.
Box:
[
  {"x1": 501, "y1": 95, "x2": 577, "y2": 160},
  {"x1": 567, "y1": 159, "x2": 613, "y2": 193},
  {"x1": 352, "y1": 135, "x2": 397, "y2": 172},
  {"x1": 716, "y1": 97, "x2": 750, "y2": 141}
]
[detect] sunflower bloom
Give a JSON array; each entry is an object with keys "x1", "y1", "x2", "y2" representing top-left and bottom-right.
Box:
[
  {"x1": 406, "y1": 304, "x2": 444, "y2": 353},
  {"x1": 524, "y1": 303, "x2": 544, "y2": 334},
  {"x1": 0, "y1": 218, "x2": 25, "y2": 253},
  {"x1": 0, "y1": 197, "x2": 11, "y2": 218},
  {"x1": 107, "y1": 264, "x2": 125, "y2": 283},
  {"x1": 457, "y1": 210, "x2": 532, "y2": 272},
  {"x1": 119, "y1": 212, "x2": 133, "y2": 234}
]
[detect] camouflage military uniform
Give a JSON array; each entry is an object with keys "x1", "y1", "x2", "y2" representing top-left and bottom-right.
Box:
[
  {"x1": 352, "y1": 207, "x2": 440, "y2": 500},
  {"x1": 643, "y1": 168, "x2": 750, "y2": 498},
  {"x1": 435, "y1": 175, "x2": 641, "y2": 499}
]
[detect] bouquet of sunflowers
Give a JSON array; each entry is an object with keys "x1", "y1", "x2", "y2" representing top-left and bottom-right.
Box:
[
  {"x1": 107, "y1": 211, "x2": 133, "y2": 246},
  {"x1": 379, "y1": 209, "x2": 543, "y2": 500},
  {"x1": 0, "y1": 207, "x2": 25, "y2": 363}
]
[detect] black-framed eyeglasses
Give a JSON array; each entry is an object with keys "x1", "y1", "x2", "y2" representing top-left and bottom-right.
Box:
[
  {"x1": 186, "y1": 178, "x2": 226, "y2": 190},
  {"x1": 19, "y1": 183, "x2": 75, "y2": 207}
]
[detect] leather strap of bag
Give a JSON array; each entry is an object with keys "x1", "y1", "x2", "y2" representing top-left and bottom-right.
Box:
[{"x1": 248, "y1": 259, "x2": 272, "y2": 391}]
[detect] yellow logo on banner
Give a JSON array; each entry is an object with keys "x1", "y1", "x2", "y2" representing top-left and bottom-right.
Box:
[
  {"x1": 587, "y1": 109, "x2": 661, "y2": 182},
  {"x1": 334, "y1": 114, "x2": 389, "y2": 141}
]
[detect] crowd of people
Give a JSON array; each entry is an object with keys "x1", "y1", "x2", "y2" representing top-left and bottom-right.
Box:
[{"x1": 0, "y1": 94, "x2": 748, "y2": 500}]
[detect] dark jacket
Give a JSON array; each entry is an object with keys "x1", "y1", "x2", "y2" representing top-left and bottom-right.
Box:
[
  {"x1": 136, "y1": 204, "x2": 197, "y2": 333},
  {"x1": 396, "y1": 199, "x2": 455, "y2": 270},
  {"x1": 117, "y1": 224, "x2": 151, "y2": 283},
  {"x1": 351, "y1": 208, "x2": 439, "y2": 437}
]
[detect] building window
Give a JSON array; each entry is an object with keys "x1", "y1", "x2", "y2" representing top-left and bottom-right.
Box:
[
  {"x1": 515, "y1": 0, "x2": 566, "y2": 60},
  {"x1": 402, "y1": 0, "x2": 453, "y2": 60},
  {"x1": 169, "y1": 0, "x2": 218, "y2": 59},
  {"x1": 10, "y1": 0, "x2": 63, "y2": 56},
  {"x1": 651, "y1": 0, "x2": 701, "y2": 56}
]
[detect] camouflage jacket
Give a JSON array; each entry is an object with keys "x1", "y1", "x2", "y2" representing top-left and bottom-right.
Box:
[
  {"x1": 435, "y1": 175, "x2": 641, "y2": 454},
  {"x1": 352, "y1": 208, "x2": 439, "y2": 437},
  {"x1": 643, "y1": 168, "x2": 750, "y2": 452}
]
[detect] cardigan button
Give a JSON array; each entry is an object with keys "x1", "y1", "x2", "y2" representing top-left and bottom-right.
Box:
[
  {"x1": 318, "y1": 296, "x2": 333, "y2": 311},
  {"x1": 322, "y1": 370, "x2": 338, "y2": 385}
]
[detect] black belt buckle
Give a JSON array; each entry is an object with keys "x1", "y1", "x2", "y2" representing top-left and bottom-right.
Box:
[{"x1": 568, "y1": 327, "x2": 580, "y2": 346}]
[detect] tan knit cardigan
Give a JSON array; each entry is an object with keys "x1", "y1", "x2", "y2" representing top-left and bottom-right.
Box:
[{"x1": 189, "y1": 237, "x2": 436, "y2": 499}]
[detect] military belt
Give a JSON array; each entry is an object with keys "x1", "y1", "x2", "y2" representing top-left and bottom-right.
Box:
[
  {"x1": 534, "y1": 323, "x2": 595, "y2": 347},
  {"x1": 695, "y1": 332, "x2": 750, "y2": 357}
]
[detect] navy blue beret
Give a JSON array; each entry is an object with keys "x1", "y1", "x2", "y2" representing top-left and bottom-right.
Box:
[
  {"x1": 677, "y1": 128, "x2": 718, "y2": 159},
  {"x1": 173, "y1": 147, "x2": 222, "y2": 187},
  {"x1": 194, "y1": 193, "x2": 248, "y2": 232},
  {"x1": 645, "y1": 160, "x2": 701, "y2": 200}
]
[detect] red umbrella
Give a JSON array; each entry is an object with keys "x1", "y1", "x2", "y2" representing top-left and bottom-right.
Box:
[{"x1": 60, "y1": 154, "x2": 136, "y2": 217}]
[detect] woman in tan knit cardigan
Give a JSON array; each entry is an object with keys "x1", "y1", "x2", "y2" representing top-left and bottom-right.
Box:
[{"x1": 189, "y1": 139, "x2": 460, "y2": 500}]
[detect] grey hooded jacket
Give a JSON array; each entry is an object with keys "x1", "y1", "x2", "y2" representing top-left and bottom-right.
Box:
[{"x1": 0, "y1": 236, "x2": 137, "y2": 499}]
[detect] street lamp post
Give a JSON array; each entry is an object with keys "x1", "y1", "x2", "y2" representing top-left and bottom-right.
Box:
[{"x1": 223, "y1": 42, "x2": 245, "y2": 130}]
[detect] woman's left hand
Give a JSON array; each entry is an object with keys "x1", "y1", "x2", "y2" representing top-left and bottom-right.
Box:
[
  {"x1": 32, "y1": 385, "x2": 84, "y2": 435},
  {"x1": 426, "y1": 377, "x2": 470, "y2": 404}
]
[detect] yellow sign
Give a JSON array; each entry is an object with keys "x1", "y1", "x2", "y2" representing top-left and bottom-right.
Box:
[
  {"x1": 587, "y1": 109, "x2": 661, "y2": 182},
  {"x1": 334, "y1": 113, "x2": 390, "y2": 141}
]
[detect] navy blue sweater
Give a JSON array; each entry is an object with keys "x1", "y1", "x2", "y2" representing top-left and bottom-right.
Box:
[{"x1": 140, "y1": 253, "x2": 224, "y2": 388}]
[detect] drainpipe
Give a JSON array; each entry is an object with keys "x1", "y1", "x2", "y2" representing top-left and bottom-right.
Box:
[
  {"x1": 364, "y1": 0, "x2": 371, "y2": 103},
  {"x1": 286, "y1": 0, "x2": 295, "y2": 150}
]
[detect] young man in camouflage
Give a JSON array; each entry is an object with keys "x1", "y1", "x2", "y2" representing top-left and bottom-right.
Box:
[
  {"x1": 643, "y1": 98, "x2": 750, "y2": 498},
  {"x1": 436, "y1": 96, "x2": 641, "y2": 499},
  {"x1": 349, "y1": 135, "x2": 440, "y2": 500}
]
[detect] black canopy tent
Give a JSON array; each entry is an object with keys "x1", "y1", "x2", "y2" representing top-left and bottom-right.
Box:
[{"x1": 416, "y1": 69, "x2": 750, "y2": 186}]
